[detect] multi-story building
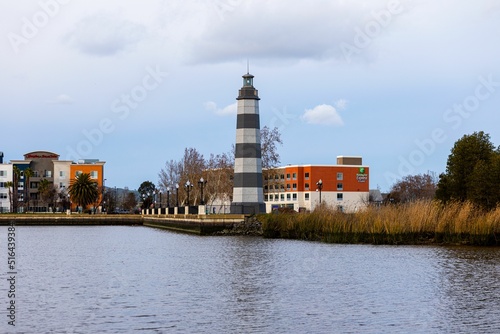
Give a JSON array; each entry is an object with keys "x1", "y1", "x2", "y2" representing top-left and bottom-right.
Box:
[
  {"x1": 0, "y1": 152, "x2": 12, "y2": 213},
  {"x1": 0, "y1": 151, "x2": 105, "y2": 213},
  {"x1": 264, "y1": 156, "x2": 369, "y2": 213}
]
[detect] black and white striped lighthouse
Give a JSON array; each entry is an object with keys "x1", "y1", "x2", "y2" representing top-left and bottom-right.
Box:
[{"x1": 231, "y1": 72, "x2": 265, "y2": 214}]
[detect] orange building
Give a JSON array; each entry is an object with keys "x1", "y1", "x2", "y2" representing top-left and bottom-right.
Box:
[
  {"x1": 69, "y1": 160, "x2": 105, "y2": 211},
  {"x1": 264, "y1": 156, "x2": 369, "y2": 213}
]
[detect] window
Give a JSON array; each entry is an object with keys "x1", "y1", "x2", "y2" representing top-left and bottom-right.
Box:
[
  {"x1": 0, "y1": 170, "x2": 6, "y2": 177},
  {"x1": 0, "y1": 193, "x2": 7, "y2": 199},
  {"x1": 337, "y1": 183, "x2": 343, "y2": 190},
  {"x1": 45, "y1": 170, "x2": 52, "y2": 178},
  {"x1": 59, "y1": 183, "x2": 66, "y2": 188},
  {"x1": 305, "y1": 193, "x2": 310, "y2": 201},
  {"x1": 264, "y1": 185, "x2": 268, "y2": 191},
  {"x1": 337, "y1": 205, "x2": 344, "y2": 212},
  {"x1": 305, "y1": 183, "x2": 310, "y2": 190},
  {"x1": 280, "y1": 194, "x2": 284, "y2": 201},
  {"x1": 286, "y1": 173, "x2": 290, "y2": 180},
  {"x1": 286, "y1": 194, "x2": 291, "y2": 200},
  {"x1": 34, "y1": 171, "x2": 39, "y2": 177},
  {"x1": 286, "y1": 184, "x2": 291, "y2": 191},
  {"x1": 292, "y1": 173, "x2": 297, "y2": 180},
  {"x1": 337, "y1": 172, "x2": 343, "y2": 180},
  {"x1": 90, "y1": 171, "x2": 98, "y2": 179},
  {"x1": 280, "y1": 174, "x2": 285, "y2": 180},
  {"x1": 305, "y1": 172, "x2": 309, "y2": 180},
  {"x1": 274, "y1": 174, "x2": 279, "y2": 180},
  {"x1": 0, "y1": 182, "x2": 6, "y2": 188},
  {"x1": 264, "y1": 195, "x2": 268, "y2": 201},
  {"x1": 292, "y1": 183, "x2": 297, "y2": 190},
  {"x1": 274, "y1": 194, "x2": 279, "y2": 201},
  {"x1": 292, "y1": 193, "x2": 297, "y2": 200},
  {"x1": 75, "y1": 171, "x2": 82, "y2": 177},
  {"x1": 337, "y1": 193, "x2": 343, "y2": 201},
  {"x1": 18, "y1": 182, "x2": 23, "y2": 189},
  {"x1": 60, "y1": 171, "x2": 66, "y2": 177},
  {"x1": 280, "y1": 184, "x2": 285, "y2": 191}
]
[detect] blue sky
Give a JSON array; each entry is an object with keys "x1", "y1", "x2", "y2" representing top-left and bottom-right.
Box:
[{"x1": 1, "y1": 0, "x2": 499, "y2": 191}]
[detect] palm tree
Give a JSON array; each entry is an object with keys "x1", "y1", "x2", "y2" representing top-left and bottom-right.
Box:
[
  {"x1": 68, "y1": 173, "x2": 99, "y2": 212},
  {"x1": 24, "y1": 167, "x2": 33, "y2": 212},
  {"x1": 12, "y1": 166, "x2": 20, "y2": 213},
  {"x1": 5, "y1": 181, "x2": 14, "y2": 213}
]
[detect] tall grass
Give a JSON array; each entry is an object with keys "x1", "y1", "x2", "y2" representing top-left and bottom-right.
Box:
[{"x1": 259, "y1": 200, "x2": 500, "y2": 246}]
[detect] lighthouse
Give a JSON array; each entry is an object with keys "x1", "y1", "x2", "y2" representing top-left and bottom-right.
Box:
[{"x1": 231, "y1": 72, "x2": 265, "y2": 214}]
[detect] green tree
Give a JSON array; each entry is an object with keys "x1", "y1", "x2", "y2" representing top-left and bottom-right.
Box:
[
  {"x1": 38, "y1": 179, "x2": 57, "y2": 212},
  {"x1": 12, "y1": 166, "x2": 21, "y2": 213},
  {"x1": 69, "y1": 173, "x2": 99, "y2": 211},
  {"x1": 24, "y1": 167, "x2": 33, "y2": 212},
  {"x1": 436, "y1": 131, "x2": 498, "y2": 208},
  {"x1": 138, "y1": 181, "x2": 156, "y2": 209}
]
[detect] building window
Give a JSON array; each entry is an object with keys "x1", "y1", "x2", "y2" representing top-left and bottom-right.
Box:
[
  {"x1": 280, "y1": 194, "x2": 285, "y2": 201},
  {"x1": 286, "y1": 194, "x2": 291, "y2": 201},
  {"x1": 34, "y1": 171, "x2": 39, "y2": 177},
  {"x1": 274, "y1": 174, "x2": 279, "y2": 180},
  {"x1": 305, "y1": 183, "x2": 310, "y2": 190},
  {"x1": 280, "y1": 174, "x2": 285, "y2": 180},
  {"x1": 286, "y1": 173, "x2": 290, "y2": 180},
  {"x1": 264, "y1": 195, "x2": 268, "y2": 201},
  {"x1": 0, "y1": 170, "x2": 6, "y2": 177},
  {"x1": 337, "y1": 205, "x2": 344, "y2": 212},
  {"x1": 18, "y1": 182, "x2": 23, "y2": 189},
  {"x1": 0, "y1": 193, "x2": 7, "y2": 199},
  {"x1": 305, "y1": 193, "x2": 310, "y2": 201},
  {"x1": 0, "y1": 182, "x2": 6, "y2": 188},
  {"x1": 337, "y1": 172, "x2": 343, "y2": 180},
  {"x1": 274, "y1": 194, "x2": 279, "y2": 201},
  {"x1": 286, "y1": 184, "x2": 291, "y2": 191},
  {"x1": 75, "y1": 171, "x2": 82, "y2": 177},
  {"x1": 305, "y1": 172, "x2": 309, "y2": 180},
  {"x1": 337, "y1": 193, "x2": 343, "y2": 201},
  {"x1": 264, "y1": 185, "x2": 268, "y2": 191},
  {"x1": 60, "y1": 171, "x2": 66, "y2": 177},
  {"x1": 292, "y1": 183, "x2": 297, "y2": 190},
  {"x1": 292, "y1": 193, "x2": 297, "y2": 200},
  {"x1": 90, "y1": 171, "x2": 98, "y2": 179},
  {"x1": 337, "y1": 183, "x2": 343, "y2": 190},
  {"x1": 45, "y1": 170, "x2": 52, "y2": 178},
  {"x1": 292, "y1": 173, "x2": 297, "y2": 180}
]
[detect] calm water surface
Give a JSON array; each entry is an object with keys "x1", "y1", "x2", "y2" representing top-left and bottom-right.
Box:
[{"x1": 0, "y1": 225, "x2": 499, "y2": 333}]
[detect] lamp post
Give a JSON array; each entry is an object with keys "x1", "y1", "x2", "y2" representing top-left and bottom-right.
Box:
[
  {"x1": 175, "y1": 183, "x2": 179, "y2": 207},
  {"x1": 185, "y1": 180, "x2": 193, "y2": 206},
  {"x1": 159, "y1": 191, "x2": 162, "y2": 209},
  {"x1": 316, "y1": 179, "x2": 323, "y2": 204},
  {"x1": 166, "y1": 187, "x2": 170, "y2": 208},
  {"x1": 198, "y1": 177, "x2": 207, "y2": 205}
]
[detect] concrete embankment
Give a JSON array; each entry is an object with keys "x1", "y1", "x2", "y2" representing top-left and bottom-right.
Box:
[
  {"x1": 0, "y1": 214, "x2": 142, "y2": 226},
  {"x1": 143, "y1": 214, "x2": 247, "y2": 235},
  {"x1": 0, "y1": 214, "x2": 255, "y2": 236}
]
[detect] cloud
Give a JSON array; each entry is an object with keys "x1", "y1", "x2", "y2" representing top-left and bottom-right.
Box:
[
  {"x1": 335, "y1": 99, "x2": 348, "y2": 110},
  {"x1": 47, "y1": 94, "x2": 74, "y2": 105},
  {"x1": 204, "y1": 101, "x2": 237, "y2": 116},
  {"x1": 64, "y1": 13, "x2": 146, "y2": 56},
  {"x1": 301, "y1": 104, "x2": 344, "y2": 126}
]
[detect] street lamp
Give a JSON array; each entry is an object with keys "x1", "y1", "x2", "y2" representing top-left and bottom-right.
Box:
[
  {"x1": 159, "y1": 191, "x2": 162, "y2": 209},
  {"x1": 166, "y1": 187, "x2": 170, "y2": 208},
  {"x1": 185, "y1": 180, "x2": 193, "y2": 206},
  {"x1": 198, "y1": 177, "x2": 207, "y2": 205},
  {"x1": 316, "y1": 179, "x2": 323, "y2": 204},
  {"x1": 175, "y1": 183, "x2": 179, "y2": 207}
]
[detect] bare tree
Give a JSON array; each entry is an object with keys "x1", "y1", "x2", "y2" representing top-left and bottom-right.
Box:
[
  {"x1": 388, "y1": 173, "x2": 437, "y2": 203},
  {"x1": 205, "y1": 152, "x2": 234, "y2": 212}
]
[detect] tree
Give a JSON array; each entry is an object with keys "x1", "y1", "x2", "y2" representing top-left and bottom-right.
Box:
[
  {"x1": 24, "y1": 167, "x2": 33, "y2": 212},
  {"x1": 261, "y1": 126, "x2": 283, "y2": 170},
  {"x1": 69, "y1": 173, "x2": 99, "y2": 211},
  {"x1": 205, "y1": 152, "x2": 234, "y2": 211},
  {"x1": 138, "y1": 181, "x2": 156, "y2": 209},
  {"x1": 388, "y1": 173, "x2": 437, "y2": 203},
  {"x1": 122, "y1": 191, "x2": 138, "y2": 212},
  {"x1": 436, "y1": 131, "x2": 499, "y2": 209},
  {"x1": 38, "y1": 179, "x2": 56, "y2": 212}
]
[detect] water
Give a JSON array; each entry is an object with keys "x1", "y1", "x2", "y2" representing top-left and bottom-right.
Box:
[{"x1": 1, "y1": 225, "x2": 499, "y2": 333}]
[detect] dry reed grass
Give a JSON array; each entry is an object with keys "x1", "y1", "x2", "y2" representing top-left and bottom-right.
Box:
[{"x1": 260, "y1": 200, "x2": 500, "y2": 245}]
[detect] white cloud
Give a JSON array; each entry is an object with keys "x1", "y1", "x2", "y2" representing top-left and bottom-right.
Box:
[
  {"x1": 63, "y1": 13, "x2": 146, "y2": 56},
  {"x1": 48, "y1": 94, "x2": 74, "y2": 105},
  {"x1": 301, "y1": 104, "x2": 344, "y2": 126},
  {"x1": 204, "y1": 101, "x2": 237, "y2": 116}
]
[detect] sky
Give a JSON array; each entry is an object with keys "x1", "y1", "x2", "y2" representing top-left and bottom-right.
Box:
[{"x1": 1, "y1": 0, "x2": 499, "y2": 192}]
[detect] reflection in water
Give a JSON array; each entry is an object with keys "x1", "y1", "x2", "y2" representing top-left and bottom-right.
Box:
[{"x1": 0, "y1": 226, "x2": 499, "y2": 333}]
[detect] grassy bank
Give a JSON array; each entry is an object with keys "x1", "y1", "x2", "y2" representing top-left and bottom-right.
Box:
[{"x1": 259, "y1": 201, "x2": 500, "y2": 246}]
